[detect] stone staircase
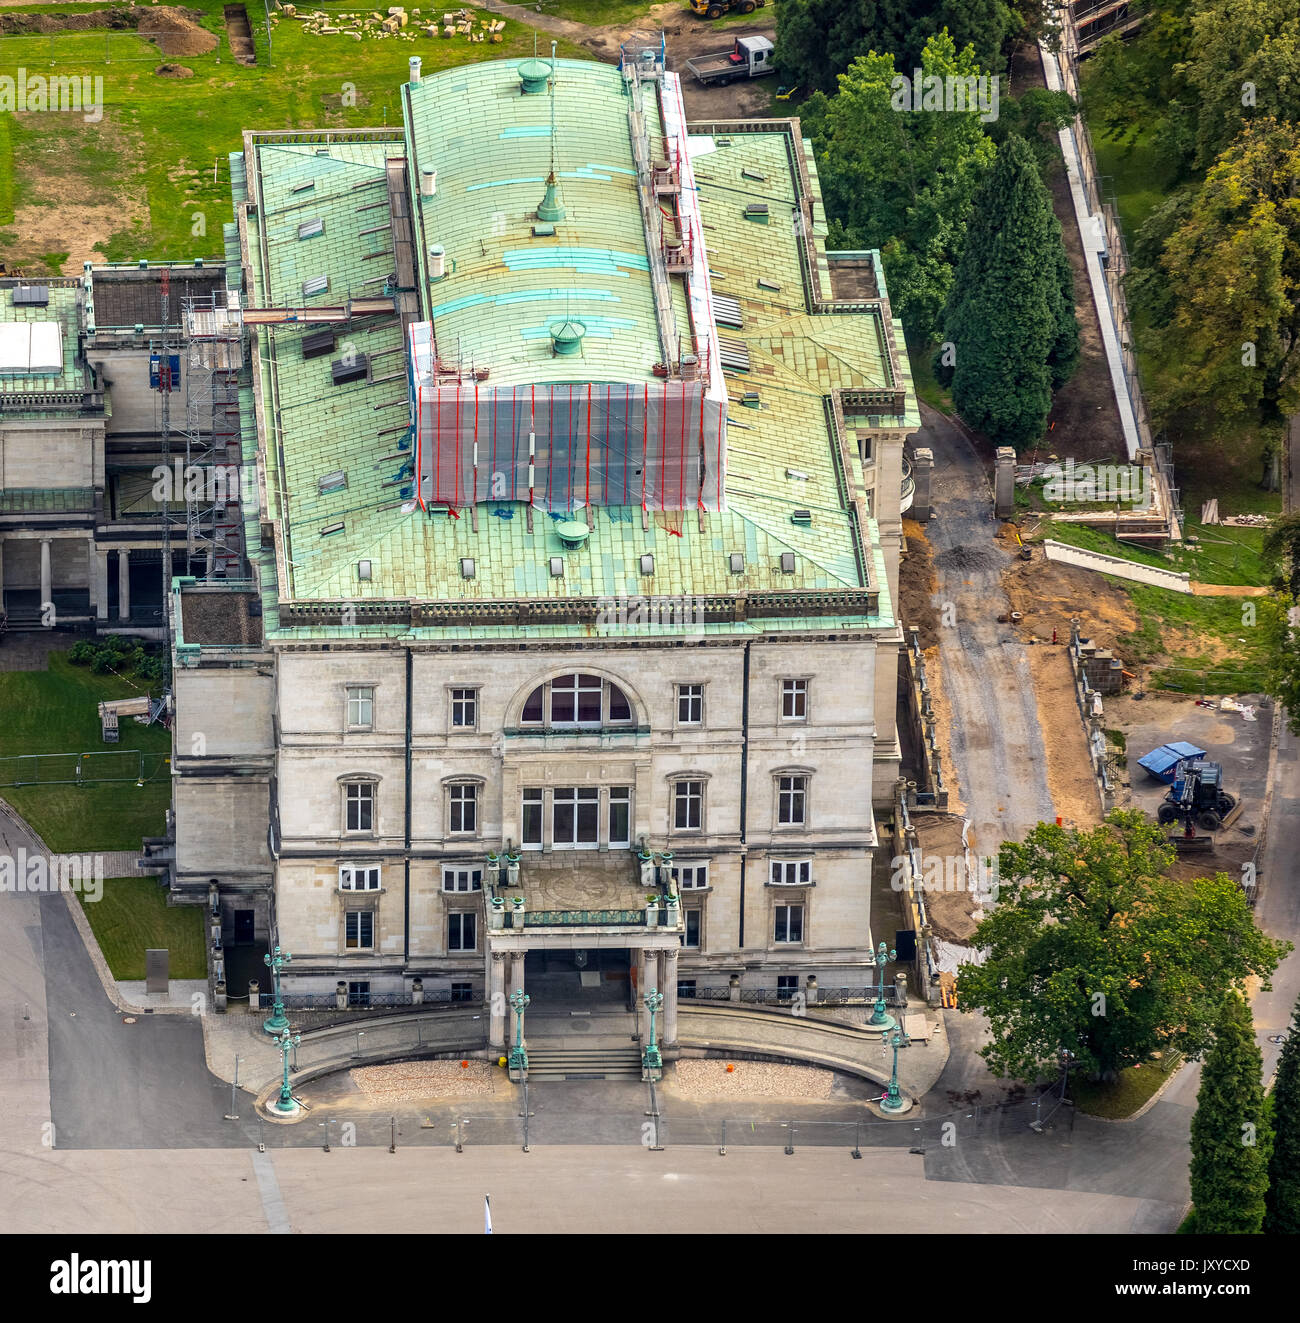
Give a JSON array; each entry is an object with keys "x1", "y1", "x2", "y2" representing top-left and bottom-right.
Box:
[{"x1": 523, "y1": 1045, "x2": 644, "y2": 1082}]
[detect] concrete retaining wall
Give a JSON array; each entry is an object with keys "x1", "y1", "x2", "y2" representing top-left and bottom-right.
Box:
[{"x1": 1044, "y1": 539, "x2": 1191, "y2": 593}]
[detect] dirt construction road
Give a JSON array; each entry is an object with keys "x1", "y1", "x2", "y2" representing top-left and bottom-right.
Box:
[{"x1": 920, "y1": 404, "x2": 1056, "y2": 851}]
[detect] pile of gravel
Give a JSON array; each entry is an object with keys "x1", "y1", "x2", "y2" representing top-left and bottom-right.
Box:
[
  {"x1": 671, "y1": 1060, "x2": 834, "y2": 1100},
  {"x1": 350, "y1": 1059, "x2": 497, "y2": 1101}
]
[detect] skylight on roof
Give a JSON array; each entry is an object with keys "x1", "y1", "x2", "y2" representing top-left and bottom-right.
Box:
[
  {"x1": 302, "y1": 275, "x2": 329, "y2": 298},
  {"x1": 298, "y1": 218, "x2": 324, "y2": 240},
  {"x1": 290, "y1": 180, "x2": 316, "y2": 195}
]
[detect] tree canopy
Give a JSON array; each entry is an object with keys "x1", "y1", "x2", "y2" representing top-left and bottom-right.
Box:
[
  {"x1": 1264, "y1": 995, "x2": 1300, "y2": 1234},
  {"x1": 800, "y1": 31, "x2": 996, "y2": 335},
  {"x1": 957, "y1": 812, "x2": 1290, "y2": 1081},
  {"x1": 1189, "y1": 993, "x2": 1271, "y2": 1234},
  {"x1": 934, "y1": 133, "x2": 1078, "y2": 449}
]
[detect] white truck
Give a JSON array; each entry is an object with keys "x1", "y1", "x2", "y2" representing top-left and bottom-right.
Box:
[{"x1": 686, "y1": 35, "x2": 775, "y2": 87}]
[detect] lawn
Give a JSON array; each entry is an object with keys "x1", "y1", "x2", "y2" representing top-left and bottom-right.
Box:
[
  {"x1": 77, "y1": 875, "x2": 205, "y2": 980},
  {"x1": 1071, "y1": 1051, "x2": 1183, "y2": 1119},
  {"x1": 906, "y1": 339, "x2": 953, "y2": 414},
  {"x1": 0, "y1": 648, "x2": 172, "y2": 851},
  {"x1": 0, "y1": 2, "x2": 595, "y2": 268}
]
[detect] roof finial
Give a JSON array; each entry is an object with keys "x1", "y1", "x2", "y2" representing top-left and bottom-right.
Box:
[{"x1": 537, "y1": 41, "x2": 565, "y2": 223}]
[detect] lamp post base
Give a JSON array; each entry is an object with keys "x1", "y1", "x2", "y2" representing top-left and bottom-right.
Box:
[
  {"x1": 270, "y1": 1095, "x2": 300, "y2": 1118},
  {"x1": 878, "y1": 1093, "x2": 914, "y2": 1116},
  {"x1": 263, "y1": 1008, "x2": 289, "y2": 1035}
]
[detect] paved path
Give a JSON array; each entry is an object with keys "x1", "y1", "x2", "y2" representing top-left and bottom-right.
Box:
[{"x1": 919, "y1": 403, "x2": 1056, "y2": 847}]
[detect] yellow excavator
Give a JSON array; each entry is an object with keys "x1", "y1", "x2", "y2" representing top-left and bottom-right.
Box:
[{"x1": 689, "y1": 0, "x2": 767, "y2": 17}]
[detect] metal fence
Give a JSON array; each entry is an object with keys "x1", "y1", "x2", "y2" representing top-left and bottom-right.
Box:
[{"x1": 0, "y1": 750, "x2": 168, "y2": 788}]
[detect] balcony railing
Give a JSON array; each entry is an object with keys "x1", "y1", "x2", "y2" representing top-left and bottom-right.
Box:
[{"x1": 522, "y1": 908, "x2": 648, "y2": 927}]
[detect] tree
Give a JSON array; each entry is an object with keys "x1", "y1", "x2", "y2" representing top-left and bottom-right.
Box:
[
  {"x1": 934, "y1": 134, "x2": 1078, "y2": 449},
  {"x1": 802, "y1": 30, "x2": 996, "y2": 336},
  {"x1": 1139, "y1": 120, "x2": 1300, "y2": 435},
  {"x1": 957, "y1": 812, "x2": 1291, "y2": 1082},
  {"x1": 1189, "y1": 993, "x2": 1271, "y2": 1234},
  {"x1": 1265, "y1": 995, "x2": 1300, "y2": 1233},
  {"x1": 773, "y1": 0, "x2": 1053, "y2": 95}
]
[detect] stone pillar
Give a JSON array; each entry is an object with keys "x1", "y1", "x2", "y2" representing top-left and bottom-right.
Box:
[
  {"x1": 994, "y1": 446, "x2": 1017, "y2": 521},
  {"x1": 662, "y1": 948, "x2": 678, "y2": 1048},
  {"x1": 117, "y1": 547, "x2": 131, "y2": 620},
  {"x1": 728, "y1": 972, "x2": 741, "y2": 1003},
  {"x1": 509, "y1": 952, "x2": 525, "y2": 1004},
  {"x1": 637, "y1": 948, "x2": 652, "y2": 1041},
  {"x1": 94, "y1": 549, "x2": 109, "y2": 620},
  {"x1": 910, "y1": 446, "x2": 934, "y2": 521},
  {"x1": 489, "y1": 952, "x2": 507, "y2": 1050},
  {"x1": 39, "y1": 538, "x2": 52, "y2": 614}
]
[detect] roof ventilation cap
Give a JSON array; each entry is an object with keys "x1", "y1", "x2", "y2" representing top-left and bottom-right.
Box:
[
  {"x1": 549, "y1": 320, "x2": 585, "y2": 356},
  {"x1": 555, "y1": 519, "x2": 591, "y2": 551},
  {"x1": 517, "y1": 58, "x2": 551, "y2": 94}
]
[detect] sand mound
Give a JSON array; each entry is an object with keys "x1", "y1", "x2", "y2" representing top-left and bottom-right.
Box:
[
  {"x1": 0, "y1": 7, "x2": 216, "y2": 59},
  {"x1": 138, "y1": 8, "x2": 217, "y2": 57},
  {"x1": 154, "y1": 63, "x2": 194, "y2": 78}
]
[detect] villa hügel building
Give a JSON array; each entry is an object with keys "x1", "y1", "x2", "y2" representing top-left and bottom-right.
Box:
[{"x1": 164, "y1": 47, "x2": 921, "y2": 1056}]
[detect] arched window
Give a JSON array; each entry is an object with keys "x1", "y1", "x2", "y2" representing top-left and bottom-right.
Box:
[{"x1": 519, "y1": 674, "x2": 635, "y2": 728}]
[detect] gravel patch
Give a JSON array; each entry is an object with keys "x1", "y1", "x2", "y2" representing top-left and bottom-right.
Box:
[
  {"x1": 671, "y1": 1060, "x2": 834, "y2": 1101},
  {"x1": 350, "y1": 1060, "x2": 497, "y2": 1101}
]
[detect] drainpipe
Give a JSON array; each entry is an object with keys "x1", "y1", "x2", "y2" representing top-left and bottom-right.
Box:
[
  {"x1": 738, "y1": 640, "x2": 751, "y2": 948},
  {"x1": 404, "y1": 646, "x2": 413, "y2": 964}
]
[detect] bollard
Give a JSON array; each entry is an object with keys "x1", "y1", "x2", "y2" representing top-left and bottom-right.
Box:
[
  {"x1": 851, "y1": 1119, "x2": 862, "y2": 1159},
  {"x1": 785, "y1": 1121, "x2": 795, "y2": 1155},
  {"x1": 719, "y1": 1118, "x2": 727, "y2": 1157}
]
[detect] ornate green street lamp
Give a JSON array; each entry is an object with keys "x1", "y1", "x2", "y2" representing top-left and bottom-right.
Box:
[
  {"x1": 508, "y1": 988, "x2": 530, "y2": 1074},
  {"x1": 865, "y1": 940, "x2": 897, "y2": 1031},
  {"x1": 879, "y1": 1026, "x2": 912, "y2": 1114},
  {"x1": 643, "y1": 987, "x2": 664, "y2": 1075},
  {"x1": 271, "y1": 1026, "x2": 302, "y2": 1116},
  {"x1": 263, "y1": 944, "x2": 292, "y2": 1035}
]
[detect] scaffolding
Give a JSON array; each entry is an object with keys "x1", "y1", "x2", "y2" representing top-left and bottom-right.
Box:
[{"x1": 182, "y1": 293, "x2": 247, "y2": 578}]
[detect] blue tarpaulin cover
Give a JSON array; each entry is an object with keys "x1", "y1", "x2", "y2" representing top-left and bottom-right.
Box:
[{"x1": 1138, "y1": 741, "x2": 1207, "y2": 782}]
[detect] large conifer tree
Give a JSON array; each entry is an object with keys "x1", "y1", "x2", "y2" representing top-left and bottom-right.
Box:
[
  {"x1": 936, "y1": 134, "x2": 1078, "y2": 449},
  {"x1": 1264, "y1": 995, "x2": 1300, "y2": 1234},
  {"x1": 1189, "y1": 993, "x2": 1271, "y2": 1234}
]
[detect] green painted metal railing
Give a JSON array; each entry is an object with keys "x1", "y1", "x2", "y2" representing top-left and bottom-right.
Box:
[{"x1": 522, "y1": 909, "x2": 647, "y2": 927}]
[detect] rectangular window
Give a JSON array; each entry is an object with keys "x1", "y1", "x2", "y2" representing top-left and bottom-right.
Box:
[
  {"x1": 677, "y1": 683, "x2": 703, "y2": 725},
  {"x1": 448, "y1": 912, "x2": 477, "y2": 952},
  {"x1": 553, "y1": 786, "x2": 599, "y2": 847},
  {"x1": 345, "y1": 783, "x2": 374, "y2": 833},
  {"x1": 346, "y1": 685, "x2": 374, "y2": 728},
  {"x1": 781, "y1": 679, "x2": 808, "y2": 720},
  {"x1": 339, "y1": 864, "x2": 380, "y2": 892},
  {"x1": 770, "y1": 859, "x2": 812, "y2": 886},
  {"x1": 451, "y1": 981, "x2": 473, "y2": 1003},
  {"x1": 448, "y1": 784, "x2": 477, "y2": 835},
  {"x1": 442, "y1": 866, "x2": 483, "y2": 893},
  {"x1": 685, "y1": 909, "x2": 701, "y2": 949},
  {"x1": 777, "y1": 775, "x2": 808, "y2": 826},
  {"x1": 608, "y1": 786, "x2": 631, "y2": 847},
  {"x1": 551, "y1": 673, "x2": 603, "y2": 725},
  {"x1": 677, "y1": 979, "x2": 696, "y2": 1000},
  {"x1": 521, "y1": 788, "x2": 543, "y2": 847},
  {"x1": 777, "y1": 974, "x2": 799, "y2": 1001},
  {"x1": 347, "y1": 980, "x2": 371, "y2": 1008},
  {"x1": 451, "y1": 688, "x2": 477, "y2": 729},
  {"x1": 673, "y1": 780, "x2": 703, "y2": 831},
  {"x1": 774, "y1": 904, "x2": 804, "y2": 944},
  {"x1": 345, "y1": 910, "x2": 374, "y2": 950},
  {"x1": 672, "y1": 863, "x2": 709, "y2": 890}
]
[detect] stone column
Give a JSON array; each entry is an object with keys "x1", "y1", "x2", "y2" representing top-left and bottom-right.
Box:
[
  {"x1": 994, "y1": 446, "x2": 1017, "y2": 521},
  {"x1": 662, "y1": 948, "x2": 678, "y2": 1048},
  {"x1": 39, "y1": 538, "x2": 52, "y2": 614},
  {"x1": 117, "y1": 547, "x2": 131, "y2": 620},
  {"x1": 509, "y1": 952, "x2": 525, "y2": 1002},
  {"x1": 94, "y1": 549, "x2": 109, "y2": 620},
  {"x1": 910, "y1": 446, "x2": 934, "y2": 521},
  {"x1": 488, "y1": 952, "x2": 507, "y2": 1050},
  {"x1": 637, "y1": 948, "x2": 652, "y2": 1041}
]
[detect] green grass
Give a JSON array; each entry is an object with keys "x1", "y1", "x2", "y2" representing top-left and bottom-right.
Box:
[
  {"x1": 1086, "y1": 121, "x2": 1173, "y2": 240},
  {"x1": 0, "y1": 649, "x2": 171, "y2": 851},
  {"x1": 906, "y1": 340, "x2": 952, "y2": 414},
  {"x1": 77, "y1": 876, "x2": 205, "y2": 980},
  {"x1": 538, "y1": 0, "x2": 776, "y2": 23},
  {"x1": 0, "y1": 2, "x2": 595, "y2": 263},
  {"x1": 1072, "y1": 1052, "x2": 1183, "y2": 1119},
  {"x1": 0, "y1": 112, "x2": 14, "y2": 225}
]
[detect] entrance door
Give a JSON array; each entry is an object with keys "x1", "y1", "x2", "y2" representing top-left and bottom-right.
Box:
[{"x1": 233, "y1": 909, "x2": 255, "y2": 944}]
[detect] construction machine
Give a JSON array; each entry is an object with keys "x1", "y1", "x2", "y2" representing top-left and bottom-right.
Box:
[
  {"x1": 1155, "y1": 759, "x2": 1240, "y2": 837},
  {"x1": 689, "y1": 0, "x2": 766, "y2": 18}
]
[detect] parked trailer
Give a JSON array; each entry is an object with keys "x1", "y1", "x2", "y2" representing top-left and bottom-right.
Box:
[{"x1": 686, "y1": 35, "x2": 775, "y2": 86}]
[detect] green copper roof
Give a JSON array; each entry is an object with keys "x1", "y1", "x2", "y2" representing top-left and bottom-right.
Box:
[{"x1": 404, "y1": 59, "x2": 665, "y2": 384}]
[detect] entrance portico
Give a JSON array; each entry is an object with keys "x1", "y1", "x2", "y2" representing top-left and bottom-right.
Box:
[{"x1": 486, "y1": 924, "x2": 682, "y2": 1057}]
